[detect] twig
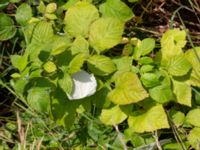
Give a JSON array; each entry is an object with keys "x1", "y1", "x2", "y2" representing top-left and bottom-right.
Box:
[
  {"x1": 113, "y1": 125, "x2": 128, "y2": 150},
  {"x1": 153, "y1": 130, "x2": 162, "y2": 150}
]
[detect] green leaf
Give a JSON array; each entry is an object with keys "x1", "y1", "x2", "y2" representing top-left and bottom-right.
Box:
[
  {"x1": 169, "y1": 109, "x2": 185, "y2": 127},
  {"x1": 51, "y1": 88, "x2": 77, "y2": 128},
  {"x1": 172, "y1": 79, "x2": 191, "y2": 107},
  {"x1": 10, "y1": 54, "x2": 28, "y2": 71},
  {"x1": 50, "y1": 35, "x2": 71, "y2": 56},
  {"x1": 186, "y1": 109, "x2": 200, "y2": 127},
  {"x1": 64, "y1": 1, "x2": 99, "y2": 37},
  {"x1": 140, "y1": 64, "x2": 154, "y2": 73},
  {"x1": 11, "y1": 78, "x2": 28, "y2": 96},
  {"x1": 139, "y1": 38, "x2": 155, "y2": 56},
  {"x1": 164, "y1": 54, "x2": 192, "y2": 76},
  {"x1": 138, "y1": 56, "x2": 154, "y2": 65},
  {"x1": 58, "y1": 72, "x2": 73, "y2": 95},
  {"x1": 161, "y1": 29, "x2": 186, "y2": 60},
  {"x1": 43, "y1": 61, "x2": 57, "y2": 73},
  {"x1": 32, "y1": 21, "x2": 54, "y2": 44},
  {"x1": 112, "y1": 56, "x2": 133, "y2": 80},
  {"x1": 27, "y1": 87, "x2": 50, "y2": 112},
  {"x1": 185, "y1": 47, "x2": 200, "y2": 87},
  {"x1": 89, "y1": 18, "x2": 124, "y2": 53},
  {"x1": 149, "y1": 84, "x2": 173, "y2": 103},
  {"x1": 87, "y1": 55, "x2": 116, "y2": 76},
  {"x1": 68, "y1": 53, "x2": 86, "y2": 74},
  {"x1": 141, "y1": 73, "x2": 160, "y2": 88},
  {"x1": 0, "y1": 13, "x2": 16, "y2": 41},
  {"x1": 71, "y1": 36, "x2": 89, "y2": 55},
  {"x1": 100, "y1": 105, "x2": 127, "y2": 125},
  {"x1": 128, "y1": 105, "x2": 169, "y2": 133},
  {"x1": 113, "y1": 56, "x2": 133, "y2": 72},
  {"x1": 99, "y1": 0, "x2": 133, "y2": 22},
  {"x1": 62, "y1": 0, "x2": 92, "y2": 10},
  {"x1": 15, "y1": 3, "x2": 32, "y2": 26},
  {"x1": 149, "y1": 71, "x2": 174, "y2": 103},
  {"x1": 51, "y1": 88, "x2": 91, "y2": 128},
  {"x1": 188, "y1": 127, "x2": 200, "y2": 150},
  {"x1": 108, "y1": 72, "x2": 148, "y2": 105}
]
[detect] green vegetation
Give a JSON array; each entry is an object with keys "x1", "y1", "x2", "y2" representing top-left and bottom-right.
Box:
[{"x1": 0, "y1": 0, "x2": 200, "y2": 149}]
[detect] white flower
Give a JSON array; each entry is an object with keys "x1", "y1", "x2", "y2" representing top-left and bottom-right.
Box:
[{"x1": 67, "y1": 70, "x2": 97, "y2": 100}]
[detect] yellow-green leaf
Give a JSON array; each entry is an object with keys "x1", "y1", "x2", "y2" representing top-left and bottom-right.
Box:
[
  {"x1": 188, "y1": 127, "x2": 200, "y2": 150},
  {"x1": 69, "y1": 53, "x2": 86, "y2": 74},
  {"x1": 43, "y1": 61, "x2": 57, "y2": 73},
  {"x1": 89, "y1": 18, "x2": 124, "y2": 53},
  {"x1": 100, "y1": 105, "x2": 127, "y2": 125},
  {"x1": 87, "y1": 55, "x2": 116, "y2": 76},
  {"x1": 128, "y1": 105, "x2": 169, "y2": 133},
  {"x1": 164, "y1": 54, "x2": 192, "y2": 76},
  {"x1": 107, "y1": 72, "x2": 148, "y2": 105},
  {"x1": 172, "y1": 79, "x2": 191, "y2": 107},
  {"x1": 71, "y1": 36, "x2": 89, "y2": 55},
  {"x1": 161, "y1": 29, "x2": 186, "y2": 60},
  {"x1": 185, "y1": 47, "x2": 200, "y2": 87},
  {"x1": 64, "y1": 1, "x2": 99, "y2": 37},
  {"x1": 99, "y1": 0, "x2": 134, "y2": 22},
  {"x1": 186, "y1": 109, "x2": 200, "y2": 127}
]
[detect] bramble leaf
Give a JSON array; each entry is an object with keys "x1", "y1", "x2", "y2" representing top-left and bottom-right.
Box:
[
  {"x1": 172, "y1": 79, "x2": 191, "y2": 107},
  {"x1": 87, "y1": 55, "x2": 116, "y2": 76},
  {"x1": 164, "y1": 54, "x2": 192, "y2": 76},
  {"x1": 99, "y1": 0, "x2": 133, "y2": 22},
  {"x1": 188, "y1": 127, "x2": 200, "y2": 150},
  {"x1": 186, "y1": 109, "x2": 200, "y2": 127},
  {"x1": 10, "y1": 54, "x2": 28, "y2": 71},
  {"x1": 185, "y1": 47, "x2": 200, "y2": 87},
  {"x1": 27, "y1": 87, "x2": 50, "y2": 112},
  {"x1": 128, "y1": 105, "x2": 169, "y2": 133},
  {"x1": 100, "y1": 105, "x2": 127, "y2": 125},
  {"x1": 69, "y1": 53, "x2": 86, "y2": 74},
  {"x1": 89, "y1": 18, "x2": 124, "y2": 53},
  {"x1": 64, "y1": 1, "x2": 99, "y2": 37},
  {"x1": 71, "y1": 36, "x2": 89, "y2": 55},
  {"x1": 108, "y1": 72, "x2": 148, "y2": 105},
  {"x1": 58, "y1": 72, "x2": 73, "y2": 95},
  {"x1": 0, "y1": 13, "x2": 16, "y2": 41},
  {"x1": 161, "y1": 29, "x2": 186, "y2": 60},
  {"x1": 15, "y1": 3, "x2": 32, "y2": 26}
]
